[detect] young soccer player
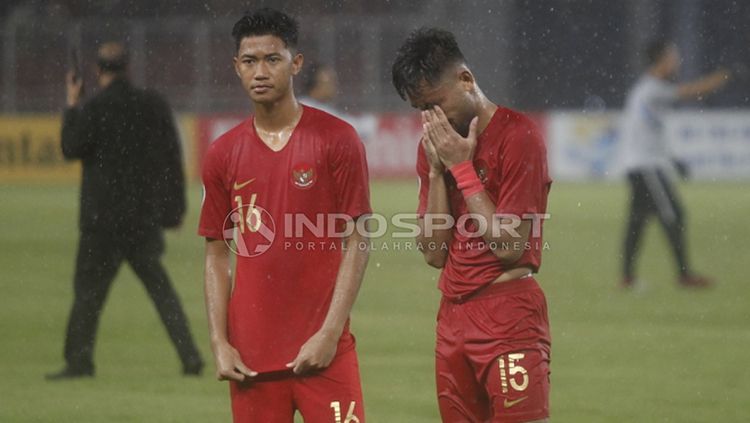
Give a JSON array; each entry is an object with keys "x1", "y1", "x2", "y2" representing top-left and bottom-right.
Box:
[
  {"x1": 392, "y1": 28, "x2": 552, "y2": 422},
  {"x1": 199, "y1": 8, "x2": 370, "y2": 422}
]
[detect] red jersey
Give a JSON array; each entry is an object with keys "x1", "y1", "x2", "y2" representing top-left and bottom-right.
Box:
[
  {"x1": 417, "y1": 107, "x2": 551, "y2": 300},
  {"x1": 199, "y1": 106, "x2": 371, "y2": 373}
]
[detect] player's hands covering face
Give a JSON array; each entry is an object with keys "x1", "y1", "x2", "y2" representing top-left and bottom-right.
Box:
[
  {"x1": 286, "y1": 330, "x2": 338, "y2": 375},
  {"x1": 421, "y1": 111, "x2": 446, "y2": 174},
  {"x1": 423, "y1": 106, "x2": 478, "y2": 169}
]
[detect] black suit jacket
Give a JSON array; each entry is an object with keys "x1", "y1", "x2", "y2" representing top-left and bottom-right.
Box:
[{"x1": 61, "y1": 78, "x2": 186, "y2": 231}]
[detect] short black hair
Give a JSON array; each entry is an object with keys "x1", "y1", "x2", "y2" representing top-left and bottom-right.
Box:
[
  {"x1": 391, "y1": 27, "x2": 466, "y2": 100},
  {"x1": 232, "y1": 8, "x2": 299, "y2": 52},
  {"x1": 645, "y1": 39, "x2": 671, "y2": 66}
]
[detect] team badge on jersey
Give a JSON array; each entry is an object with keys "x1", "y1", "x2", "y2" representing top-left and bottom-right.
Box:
[
  {"x1": 291, "y1": 163, "x2": 316, "y2": 189},
  {"x1": 474, "y1": 159, "x2": 489, "y2": 184}
]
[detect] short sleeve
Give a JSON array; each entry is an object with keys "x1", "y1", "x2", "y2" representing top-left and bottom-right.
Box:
[
  {"x1": 198, "y1": 142, "x2": 232, "y2": 240},
  {"x1": 330, "y1": 126, "x2": 372, "y2": 219},
  {"x1": 416, "y1": 140, "x2": 430, "y2": 217},
  {"x1": 495, "y1": 125, "x2": 551, "y2": 218}
]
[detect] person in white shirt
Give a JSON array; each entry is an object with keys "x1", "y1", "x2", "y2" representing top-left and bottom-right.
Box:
[
  {"x1": 298, "y1": 61, "x2": 342, "y2": 116},
  {"x1": 298, "y1": 60, "x2": 377, "y2": 145},
  {"x1": 620, "y1": 39, "x2": 729, "y2": 289}
]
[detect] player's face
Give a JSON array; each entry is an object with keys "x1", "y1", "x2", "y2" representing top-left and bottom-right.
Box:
[
  {"x1": 662, "y1": 45, "x2": 680, "y2": 77},
  {"x1": 315, "y1": 67, "x2": 338, "y2": 101},
  {"x1": 234, "y1": 35, "x2": 303, "y2": 105},
  {"x1": 408, "y1": 70, "x2": 477, "y2": 137}
]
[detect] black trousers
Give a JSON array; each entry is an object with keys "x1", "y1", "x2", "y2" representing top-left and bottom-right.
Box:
[
  {"x1": 63, "y1": 228, "x2": 200, "y2": 371},
  {"x1": 622, "y1": 168, "x2": 690, "y2": 280}
]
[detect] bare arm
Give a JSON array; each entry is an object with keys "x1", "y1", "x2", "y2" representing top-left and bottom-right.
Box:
[
  {"x1": 462, "y1": 191, "x2": 532, "y2": 264},
  {"x1": 677, "y1": 68, "x2": 731, "y2": 100},
  {"x1": 416, "y1": 170, "x2": 453, "y2": 269},
  {"x1": 286, "y1": 219, "x2": 370, "y2": 374},
  {"x1": 204, "y1": 238, "x2": 256, "y2": 381}
]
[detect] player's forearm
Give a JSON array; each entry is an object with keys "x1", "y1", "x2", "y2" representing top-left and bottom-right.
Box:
[
  {"x1": 319, "y1": 229, "x2": 369, "y2": 338},
  {"x1": 204, "y1": 239, "x2": 233, "y2": 348},
  {"x1": 417, "y1": 172, "x2": 452, "y2": 266},
  {"x1": 678, "y1": 69, "x2": 730, "y2": 99},
  {"x1": 463, "y1": 191, "x2": 530, "y2": 264}
]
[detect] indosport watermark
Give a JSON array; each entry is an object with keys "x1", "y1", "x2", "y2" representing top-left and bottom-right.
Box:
[{"x1": 222, "y1": 204, "x2": 551, "y2": 258}]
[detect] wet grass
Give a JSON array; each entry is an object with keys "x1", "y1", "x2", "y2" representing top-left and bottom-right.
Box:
[{"x1": 0, "y1": 180, "x2": 747, "y2": 422}]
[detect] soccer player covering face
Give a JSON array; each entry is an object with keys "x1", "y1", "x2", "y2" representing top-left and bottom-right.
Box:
[
  {"x1": 392, "y1": 29, "x2": 552, "y2": 422},
  {"x1": 199, "y1": 9, "x2": 371, "y2": 422}
]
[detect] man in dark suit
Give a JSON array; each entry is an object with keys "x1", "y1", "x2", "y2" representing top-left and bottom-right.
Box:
[{"x1": 47, "y1": 42, "x2": 203, "y2": 380}]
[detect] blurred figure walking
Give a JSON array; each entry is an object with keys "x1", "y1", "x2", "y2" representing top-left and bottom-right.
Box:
[
  {"x1": 47, "y1": 42, "x2": 203, "y2": 380},
  {"x1": 620, "y1": 39, "x2": 730, "y2": 289}
]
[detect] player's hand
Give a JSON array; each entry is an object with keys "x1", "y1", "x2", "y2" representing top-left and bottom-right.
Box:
[
  {"x1": 285, "y1": 330, "x2": 338, "y2": 375},
  {"x1": 65, "y1": 70, "x2": 84, "y2": 108},
  {"x1": 421, "y1": 111, "x2": 445, "y2": 174},
  {"x1": 424, "y1": 106, "x2": 478, "y2": 169},
  {"x1": 716, "y1": 66, "x2": 732, "y2": 81},
  {"x1": 212, "y1": 341, "x2": 257, "y2": 382}
]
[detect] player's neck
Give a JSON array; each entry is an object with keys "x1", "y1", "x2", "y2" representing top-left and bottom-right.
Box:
[
  {"x1": 253, "y1": 94, "x2": 302, "y2": 132},
  {"x1": 475, "y1": 96, "x2": 498, "y2": 135},
  {"x1": 647, "y1": 67, "x2": 668, "y2": 80}
]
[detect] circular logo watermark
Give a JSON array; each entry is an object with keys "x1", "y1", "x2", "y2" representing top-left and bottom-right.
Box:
[{"x1": 222, "y1": 203, "x2": 276, "y2": 257}]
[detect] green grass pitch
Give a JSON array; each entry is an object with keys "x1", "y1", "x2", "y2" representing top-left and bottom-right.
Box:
[{"x1": 0, "y1": 180, "x2": 748, "y2": 422}]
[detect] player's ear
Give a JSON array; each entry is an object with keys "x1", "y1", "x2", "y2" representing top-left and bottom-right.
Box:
[
  {"x1": 458, "y1": 68, "x2": 475, "y2": 92},
  {"x1": 291, "y1": 53, "x2": 304, "y2": 76},
  {"x1": 233, "y1": 56, "x2": 241, "y2": 78}
]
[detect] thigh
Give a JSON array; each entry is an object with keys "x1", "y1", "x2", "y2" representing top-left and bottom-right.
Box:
[
  {"x1": 230, "y1": 378, "x2": 295, "y2": 423},
  {"x1": 640, "y1": 169, "x2": 680, "y2": 224},
  {"x1": 124, "y1": 229, "x2": 167, "y2": 281},
  {"x1": 436, "y1": 301, "x2": 489, "y2": 423},
  {"x1": 627, "y1": 171, "x2": 656, "y2": 218},
  {"x1": 123, "y1": 228, "x2": 164, "y2": 263},
  {"x1": 656, "y1": 170, "x2": 685, "y2": 223},
  {"x1": 73, "y1": 231, "x2": 122, "y2": 294},
  {"x1": 485, "y1": 349, "x2": 550, "y2": 423},
  {"x1": 294, "y1": 346, "x2": 365, "y2": 423}
]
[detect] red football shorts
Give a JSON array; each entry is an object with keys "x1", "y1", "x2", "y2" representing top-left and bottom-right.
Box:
[
  {"x1": 229, "y1": 344, "x2": 365, "y2": 423},
  {"x1": 435, "y1": 277, "x2": 551, "y2": 423}
]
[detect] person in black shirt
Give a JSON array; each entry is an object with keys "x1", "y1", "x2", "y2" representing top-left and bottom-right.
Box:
[{"x1": 46, "y1": 42, "x2": 203, "y2": 380}]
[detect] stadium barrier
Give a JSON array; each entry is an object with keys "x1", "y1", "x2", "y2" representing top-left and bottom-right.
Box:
[
  {"x1": 548, "y1": 111, "x2": 750, "y2": 181},
  {"x1": 2, "y1": 111, "x2": 749, "y2": 184},
  {"x1": 0, "y1": 115, "x2": 198, "y2": 183}
]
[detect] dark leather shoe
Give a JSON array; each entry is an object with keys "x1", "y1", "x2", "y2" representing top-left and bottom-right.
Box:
[{"x1": 45, "y1": 367, "x2": 94, "y2": 381}]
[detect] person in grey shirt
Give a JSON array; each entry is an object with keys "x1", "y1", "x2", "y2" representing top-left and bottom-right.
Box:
[{"x1": 620, "y1": 39, "x2": 729, "y2": 289}]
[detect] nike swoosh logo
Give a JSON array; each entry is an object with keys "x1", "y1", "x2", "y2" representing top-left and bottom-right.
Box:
[
  {"x1": 233, "y1": 178, "x2": 256, "y2": 190},
  {"x1": 503, "y1": 396, "x2": 528, "y2": 409}
]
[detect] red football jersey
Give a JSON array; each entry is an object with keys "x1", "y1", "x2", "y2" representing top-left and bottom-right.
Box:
[
  {"x1": 199, "y1": 106, "x2": 371, "y2": 373},
  {"x1": 417, "y1": 107, "x2": 552, "y2": 300}
]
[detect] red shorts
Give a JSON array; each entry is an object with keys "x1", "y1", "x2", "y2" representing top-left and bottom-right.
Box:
[
  {"x1": 230, "y1": 345, "x2": 365, "y2": 423},
  {"x1": 435, "y1": 277, "x2": 551, "y2": 423}
]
